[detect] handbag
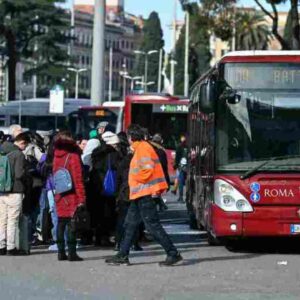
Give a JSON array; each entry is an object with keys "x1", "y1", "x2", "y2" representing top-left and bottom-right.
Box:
[
  {"x1": 71, "y1": 205, "x2": 90, "y2": 232},
  {"x1": 102, "y1": 155, "x2": 117, "y2": 196}
]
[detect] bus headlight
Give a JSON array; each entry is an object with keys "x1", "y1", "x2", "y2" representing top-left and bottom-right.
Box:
[
  {"x1": 214, "y1": 179, "x2": 253, "y2": 212},
  {"x1": 222, "y1": 195, "x2": 235, "y2": 207}
]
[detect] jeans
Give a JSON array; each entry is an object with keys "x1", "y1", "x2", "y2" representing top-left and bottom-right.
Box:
[
  {"x1": 57, "y1": 218, "x2": 76, "y2": 254},
  {"x1": 119, "y1": 196, "x2": 178, "y2": 257},
  {"x1": 115, "y1": 201, "x2": 139, "y2": 246},
  {"x1": 47, "y1": 191, "x2": 58, "y2": 242},
  {"x1": 178, "y1": 170, "x2": 186, "y2": 199},
  {"x1": 48, "y1": 191, "x2": 68, "y2": 243},
  {"x1": 0, "y1": 194, "x2": 23, "y2": 250}
]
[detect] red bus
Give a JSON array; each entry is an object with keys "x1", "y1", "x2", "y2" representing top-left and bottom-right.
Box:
[
  {"x1": 187, "y1": 51, "x2": 300, "y2": 245},
  {"x1": 124, "y1": 93, "x2": 189, "y2": 180}
]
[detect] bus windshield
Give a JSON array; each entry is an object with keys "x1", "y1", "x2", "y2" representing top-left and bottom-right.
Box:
[
  {"x1": 216, "y1": 62, "x2": 300, "y2": 172},
  {"x1": 77, "y1": 108, "x2": 118, "y2": 138},
  {"x1": 131, "y1": 103, "x2": 188, "y2": 150}
]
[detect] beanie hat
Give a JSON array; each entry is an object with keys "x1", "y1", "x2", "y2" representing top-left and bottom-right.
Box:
[
  {"x1": 89, "y1": 129, "x2": 98, "y2": 139},
  {"x1": 152, "y1": 133, "x2": 163, "y2": 145},
  {"x1": 96, "y1": 121, "x2": 109, "y2": 130},
  {"x1": 102, "y1": 131, "x2": 120, "y2": 145}
]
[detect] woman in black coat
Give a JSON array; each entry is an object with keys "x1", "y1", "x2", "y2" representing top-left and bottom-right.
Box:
[{"x1": 90, "y1": 132, "x2": 120, "y2": 247}]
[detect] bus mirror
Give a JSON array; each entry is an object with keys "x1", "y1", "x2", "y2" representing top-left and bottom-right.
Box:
[
  {"x1": 199, "y1": 81, "x2": 215, "y2": 113},
  {"x1": 220, "y1": 88, "x2": 241, "y2": 104}
]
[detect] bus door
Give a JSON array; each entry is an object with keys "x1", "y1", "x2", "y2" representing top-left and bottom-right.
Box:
[{"x1": 131, "y1": 102, "x2": 188, "y2": 181}]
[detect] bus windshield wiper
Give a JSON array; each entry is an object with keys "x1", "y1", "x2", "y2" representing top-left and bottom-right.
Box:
[{"x1": 240, "y1": 155, "x2": 300, "y2": 180}]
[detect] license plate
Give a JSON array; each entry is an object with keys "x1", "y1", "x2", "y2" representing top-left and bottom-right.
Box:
[{"x1": 290, "y1": 224, "x2": 300, "y2": 233}]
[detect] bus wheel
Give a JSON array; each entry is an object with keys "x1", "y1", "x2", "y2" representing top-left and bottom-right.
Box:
[
  {"x1": 207, "y1": 230, "x2": 221, "y2": 246},
  {"x1": 224, "y1": 239, "x2": 242, "y2": 252}
]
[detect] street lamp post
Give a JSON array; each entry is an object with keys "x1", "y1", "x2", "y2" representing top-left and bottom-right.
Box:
[
  {"x1": 67, "y1": 67, "x2": 87, "y2": 99},
  {"x1": 134, "y1": 50, "x2": 158, "y2": 92},
  {"x1": 119, "y1": 70, "x2": 128, "y2": 100},
  {"x1": 124, "y1": 75, "x2": 142, "y2": 91},
  {"x1": 18, "y1": 82, "x2": 26, "y2": 125},
  {"x1": 0, "y1": 51, "x2": 8, "y2": 101},
  {"x1": 170, "y1": 59, "x2": 177, "y2": 95},
  {"x1": 135, "y1": 81, "x2": 155, "y2": 90}
]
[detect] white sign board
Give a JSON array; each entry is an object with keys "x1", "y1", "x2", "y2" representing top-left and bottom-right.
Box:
[{"x1": 49, "y1": 85, "x2": 64, "y2": 114}]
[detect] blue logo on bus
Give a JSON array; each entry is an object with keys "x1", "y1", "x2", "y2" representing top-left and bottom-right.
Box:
[
  {"x1": 250, "y1": 193, "x2": 260, "y2": 203},
  {"x1": 250, "y1": 182, "x2": 260, "y2": 192}
]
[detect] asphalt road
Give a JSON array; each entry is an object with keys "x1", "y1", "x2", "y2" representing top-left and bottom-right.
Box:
[{"x1": 1, "y1": 194, "x2": 300, "y2": 300}]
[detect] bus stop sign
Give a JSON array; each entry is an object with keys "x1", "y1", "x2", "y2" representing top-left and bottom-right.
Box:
[
  {"x1": 152, "y1": 104, "x2": 189, "y2": 114},
  {"x1": 49, "y1": 85, "x2": 64, "y2": 114}
]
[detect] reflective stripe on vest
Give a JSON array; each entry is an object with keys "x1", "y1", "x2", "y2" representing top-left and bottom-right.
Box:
[
  {"x1": 136, "y1": 157, "x2": 160, "y2": 164},
  {"x1": 131, "y1": 177, "x2": 166, "y2": 195},
  {"x1": 129, "y1": 159, "x2": 161, "y2": 175}
]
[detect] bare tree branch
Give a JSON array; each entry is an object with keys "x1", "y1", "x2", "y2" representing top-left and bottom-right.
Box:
[
  {"x1": 270, "y1": 1, "x2": 290, "y2": 49},
  {"x1": 254, "y1": 0, "x2": 274, "y2": 20},
  {"x1": 254, "y1": 0, "x2": 290, "y2": 50}
]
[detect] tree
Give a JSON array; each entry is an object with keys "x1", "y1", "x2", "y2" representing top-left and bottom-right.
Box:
[
  {"x1": 173, "y1": 3, "x2": 211, "y2": 95},
  {"x1": 254, "y1": 0, "x2": 300, "y2": 50},
  {"x1": 134, "y1": 11, "x2": 164, "y2": 92},
  {"x1": 284, "y1": 8, "x2": 293, "y2": 48},
  {"x1": 235, "y1": 11, "x2": 271, "y2": 50},
  {"x1": 0, "y1": 0, "x2": 71, "y2": 100}
]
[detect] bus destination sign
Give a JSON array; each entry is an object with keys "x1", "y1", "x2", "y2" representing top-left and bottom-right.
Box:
[
  {"x1": 225, "y1": 63, "x2": 300, "y2": 90},
  {"x1": 152, "y1": 104, "x2": 189, "y2": 114}
]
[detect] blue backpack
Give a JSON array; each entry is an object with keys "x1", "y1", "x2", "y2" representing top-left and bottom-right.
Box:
[
  {"x1": 102, "y1": 156, "x2": 116, "y2": 196},
  {"x1": 53, "y1": 154, "x2": 73, "y2": 195}
]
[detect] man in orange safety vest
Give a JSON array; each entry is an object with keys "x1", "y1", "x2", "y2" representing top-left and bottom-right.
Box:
[{"x1": 106, "y1": 124, "x2": 182, "y2": 266}]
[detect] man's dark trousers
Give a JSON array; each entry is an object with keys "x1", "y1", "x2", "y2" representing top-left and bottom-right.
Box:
[{"x1": 119, "y1": 195, "x2": 178, "y2": 257}]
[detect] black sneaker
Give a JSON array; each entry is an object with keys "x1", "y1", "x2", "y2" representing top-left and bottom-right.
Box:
[
  {"x1": 0, "y1": 248, "x2": 6, "y2": 255},
  {"x1": 105, "y1": 254, "x2": 130, "y2": 266},
  {"x1": 58, "y1": 252, "x2": 68, "y2": 261},
  {"x1": 68, "y1": 253, "x2": 84, "y2": 262},
  {"x1": 7, "y1": 248, "x2": 28, "y2": 256},
  {"x1": 159, "y1": 253, "x2": 183, "y2": 266},
  {"x1": 131, "y1": 244, "x2": 143, "y2": 251}
]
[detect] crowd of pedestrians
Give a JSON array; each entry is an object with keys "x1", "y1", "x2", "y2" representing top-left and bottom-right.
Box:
[{"x1": 0, "y1": 123, "x2": 185, "y2": 266}]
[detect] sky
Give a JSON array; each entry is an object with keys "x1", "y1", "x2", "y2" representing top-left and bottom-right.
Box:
[{"x1": 66, "y1": 0, "x2": 289, "y2": 51}]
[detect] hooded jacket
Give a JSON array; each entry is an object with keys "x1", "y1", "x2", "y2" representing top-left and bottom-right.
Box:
[
  {"x1": 1, "y1": 141, "x2": 26, "y2": 193},
  {"x1": 53, "y1": 138, "x2": 86, "y2": 218}
]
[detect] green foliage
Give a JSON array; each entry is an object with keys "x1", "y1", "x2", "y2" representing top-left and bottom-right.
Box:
[
  {"x1": 235, "y1": 11, "x2": 271, "y2": 50},
  {"x1": 173, "y1": 3, "x2": 211, "y2": 95},
  {"x1": 134, "y1": 11, "x2": 164, "y2": 92},
  {"x1": 0, "y1": 0, "x2": 71, "y2": 99}
]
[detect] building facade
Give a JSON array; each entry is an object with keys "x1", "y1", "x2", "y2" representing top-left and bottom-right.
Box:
[{"x1": 9, "y1": 0, "x2": 143, "y2": 101}]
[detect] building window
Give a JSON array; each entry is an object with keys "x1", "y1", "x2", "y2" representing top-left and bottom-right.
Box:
[
  {"x1": 121, "y1": 40, "x2": 125, "y2": 49},
  {"x1": 126, "y1": 41, "x2": 129, "y2": 49}
]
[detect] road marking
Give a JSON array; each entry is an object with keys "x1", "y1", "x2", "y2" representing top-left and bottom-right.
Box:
[{"x1": 163, "y1": 224, "x2": 203, "y2": 235}]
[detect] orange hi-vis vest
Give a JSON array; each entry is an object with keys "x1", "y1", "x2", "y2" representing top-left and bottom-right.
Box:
[{"x1": 129, "y1": 141, "x2": 168, "y2": 200}]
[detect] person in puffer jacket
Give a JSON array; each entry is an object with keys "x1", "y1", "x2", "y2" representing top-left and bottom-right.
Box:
[{"x1": 53, "y1": 131, "x2": 86, "y2": 262}]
